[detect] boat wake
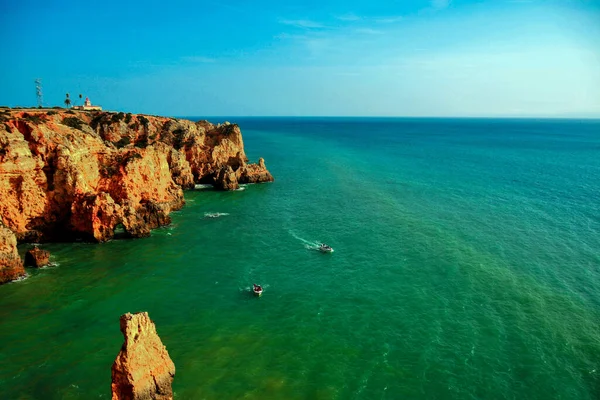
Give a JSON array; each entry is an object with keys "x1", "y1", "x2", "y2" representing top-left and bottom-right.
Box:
[
  {"x1": 289, "y1": 230, "x2": 323, "y2": 251},
  {"x1": 204, "y1": 212, "x2": 230, "y2": 219}
]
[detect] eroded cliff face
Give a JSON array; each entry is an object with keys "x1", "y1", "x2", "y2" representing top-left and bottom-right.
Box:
[
  {"x1": 0, "y1": 109, "x2": 273, "y2": 248},
  {"x1": 0, "y1": 223, "x2": 25, "y2": 284},
  {"x1": 111, "y1": 312, "x2": 175, "y2": 400}
]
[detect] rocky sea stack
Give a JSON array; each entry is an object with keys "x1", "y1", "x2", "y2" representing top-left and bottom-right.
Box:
[
  {"x1": 24, "y1": 246, "x2": 50, "y2": 268},
  {"x1": 0, "y1": 109, "x2": 273, "y2": 283},
  {"x1": 111, "y1": 312, "x2": 175, "y2": 400}
]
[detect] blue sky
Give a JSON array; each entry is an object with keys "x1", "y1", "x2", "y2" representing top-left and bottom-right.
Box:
[{"x1": 1, "y1": 0, "x2": 599, "y2": 117}]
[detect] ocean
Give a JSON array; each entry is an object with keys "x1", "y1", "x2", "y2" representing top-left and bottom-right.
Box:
[{"x1": 1, "y1": 118, "x2": 599, "y2": 399}]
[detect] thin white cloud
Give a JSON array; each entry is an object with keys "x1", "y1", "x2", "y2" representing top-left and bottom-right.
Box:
[
  {"x1": 374, "y1": 16, "x2": 404, "y2": 24},
  {"x1": 182, "y1": 56, "x2": 217, "y2": 63},
  {"x1": 336, "y1": 13, "x2": 361, "y2": 21},
  {"x1": 279, "y1": 19, "x2": 325, "y2": 29},
  {"x1": 355, "y1": 28, "x2": 384, "y2": 35}
]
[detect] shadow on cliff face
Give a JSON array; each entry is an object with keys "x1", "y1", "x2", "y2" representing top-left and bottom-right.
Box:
[{"x1": 113, "y1": 224, "x2": 128, "y2": 240}]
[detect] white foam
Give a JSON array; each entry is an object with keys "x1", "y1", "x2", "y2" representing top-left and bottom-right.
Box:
[
  {"x1": 9, "y1": 273, "x2": 30, "y2": 283},
  {"x1": 204, "y1": 212, "x2": 230, "y2": 218},
  {"x1": 194, "y1": 184, "x2": 214, "y2": 190}
]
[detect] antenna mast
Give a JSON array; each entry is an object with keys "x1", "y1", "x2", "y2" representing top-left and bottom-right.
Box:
[{"x1": 35, "y1": 78, "x2": 43, "y2": 107}]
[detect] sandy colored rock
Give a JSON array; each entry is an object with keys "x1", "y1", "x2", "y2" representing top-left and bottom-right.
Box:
[
  {"x1": 238, "y1": 157, "x2": 274, "y2": 184},
  {"x1": 0, "y1": 110, "x2": 273, "y2": 250},
  {"x1": 0, "y1": 224, "x2": 25, "y2": 283},
  {"x1": 111, "y1": 312, "x2": 175, "y2": 400},
  {"x1": 214, "y1": 165, "x2": 239, "y2": 190},
  {"x1": 24, "y1": 246, "x2": 50, "y2": 268}
]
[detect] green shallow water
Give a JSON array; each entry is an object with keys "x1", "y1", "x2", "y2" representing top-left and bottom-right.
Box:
[{"x1": 1, "y1": 118, "x2": 599, "y2": 399}]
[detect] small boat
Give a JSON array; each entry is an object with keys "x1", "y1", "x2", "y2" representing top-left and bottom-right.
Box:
[
  {"x1": 319, "y1": 243, "x2": 334, "y2": 253},
  {"x1": 253, "y1": 284, "x2": 263, "y2": 297}
]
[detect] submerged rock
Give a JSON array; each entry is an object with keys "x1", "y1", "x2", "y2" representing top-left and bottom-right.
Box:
[
  {"x1": 111, "y1": 312, "x2": 175, "y2": 400},
  {"x1": 24, "y1": 246, "x2": 50, "y2": 268}
]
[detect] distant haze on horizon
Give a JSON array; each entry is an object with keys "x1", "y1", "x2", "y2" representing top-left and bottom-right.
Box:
[{"x1": 1, "y1": 0, "x2": 599, "y2": 118}]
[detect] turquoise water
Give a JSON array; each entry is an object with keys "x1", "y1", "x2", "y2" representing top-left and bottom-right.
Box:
[{"x1": 1, "y1": 118, "x2": 600, "y2": 399}]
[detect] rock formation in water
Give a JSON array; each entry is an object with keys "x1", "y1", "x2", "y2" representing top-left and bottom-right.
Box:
[
  {"x1": 24, "y1": 247, "x2": 50, "y2": 268},
  {"x1": 111, "y1": 312, "x2": 175, "y2": 400},
  {"x1": 0, "y1": 108, "x2": 273, "y2": 282},
  {"x1": 0, "y1": 223, "x2": 25, "y2": 283}
]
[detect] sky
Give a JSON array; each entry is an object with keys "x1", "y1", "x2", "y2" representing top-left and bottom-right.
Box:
[{"x1": 0, "y1": 0, "x2": 599, "y2": 117}]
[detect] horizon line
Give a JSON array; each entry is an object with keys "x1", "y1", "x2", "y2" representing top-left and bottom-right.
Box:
[
  {"x1": 176, "y1": 115, "x2": 600, "y2": 120},
  {"x1": 3, "y1": 107, "x2": 599, "y2": 120}
]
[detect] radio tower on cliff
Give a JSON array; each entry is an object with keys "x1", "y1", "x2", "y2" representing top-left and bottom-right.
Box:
[{"x1": 35, "y1": 78, "x2": 43, "y2": 108}]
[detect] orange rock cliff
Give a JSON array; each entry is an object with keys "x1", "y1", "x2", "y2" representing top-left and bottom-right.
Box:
[
  {"x1": 0, "y1": 109, "x2": 273, "y2": 283},
  {"x1": 0, "y1": 223, "x2": 25, "y2": 283}
]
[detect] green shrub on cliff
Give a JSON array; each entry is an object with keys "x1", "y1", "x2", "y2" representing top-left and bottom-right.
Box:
[
  {"x1": 90, "y1": 113, "x2": 107, "y2": 129},
  {"x1": 23, "y1": 113, "x2": 47, "y2": 125},
  {"x1": 138, "y1": 116, "x2": 149, "y2": 128},
  {"x1": 61, "y1": 117, "x2": 85, "y2": 131},
  {"x1": 111, "y1": 112, "x2": 125, "y2": 123},
  {"x1": 124, "y1": 113, "x2": 132, "y2": 124}
]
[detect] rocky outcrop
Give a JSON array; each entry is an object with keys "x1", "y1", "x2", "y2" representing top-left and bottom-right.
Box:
[
  {"x1": 0, "y1": 224, "x2": 25, "y2": 283},
  {"x1": 24, "y1": 246, "x2": 50, "y2": 268},
  {"x1": 0, "y1": 109, "x2": 272, "y2": 247},
  {"x1": 215, "y1": 165, "x2": 239, "y2": 191},
  {"x1": 111, "y1": 312, "x2": 175, "y2": 400},
  {"x1": 238, "y1": 157, "x2": 274, "y2": 184}
]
